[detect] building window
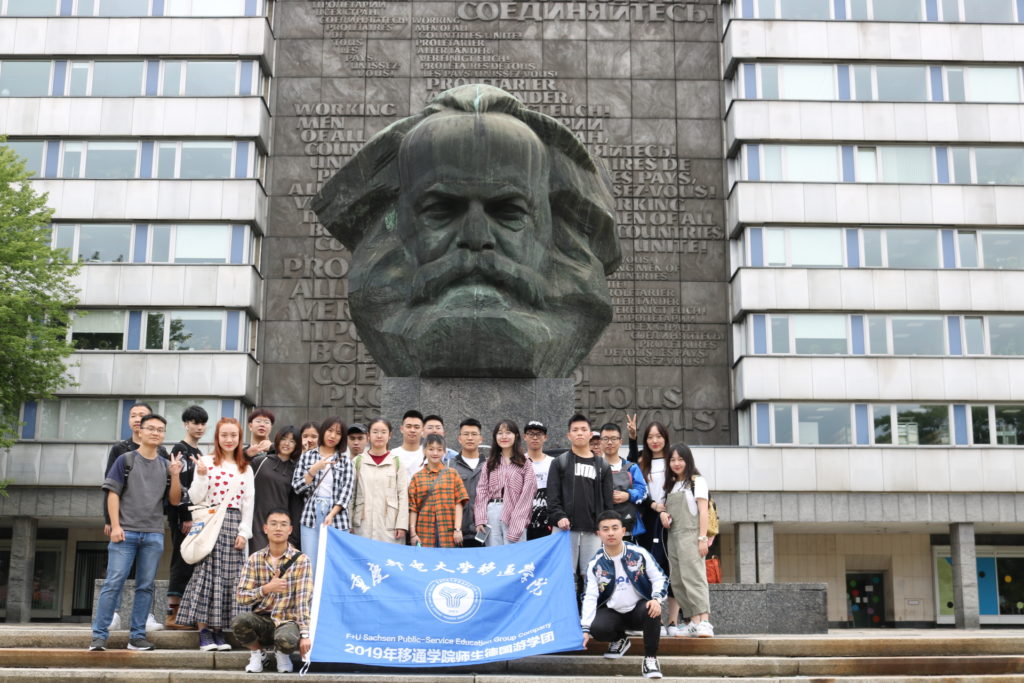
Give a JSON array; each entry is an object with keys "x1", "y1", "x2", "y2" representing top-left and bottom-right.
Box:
[
  {"x1": 960, "y1": 0, "x2": 1015, "y2": 22},
  {"x1": 6, "y1": 141, "x2": 44, "y2": 176},
  {"x1": 895, "y1": 404, "x2": 950, "y2": 445},
  {"x1": 982, "y1": 231, "x2": 1024, "y2": 269},
  {"x1": 891, "y1": 316, "x2": 946, "y2": 355},
  {"x1": 874, "y1": 66, "x2": 929, "y2": 102},
  {"x1": 0, "y1": 61, "x2": 51, "y2": 96},
  {"x1": 989, "y1": 316, "x2": 1024, "y2": 355},
  {"x1": 164, "y1": 0, "x2": 251, "y2": 15},
  {"x1": 974, "y1": 148, "x2": 1024, "y2": 185},
  {"x1": 156, "y1": 142, "x2": 236, "y2": 179},
  {"x1": 53, "y1": 223, "x2": 250, "y2": 264},
  {"x1": 761, "y1": 145, "x2": 840, "y2": 182},
  {"x1": 764, "y1": 315, "x2": 848, "y2": 354},
  {"x1": 27, "y1": 398, "x2": 236, "y2": 443},
  {"x1": 70, "y1": 310, "x2": 126, "y2": 350},
  {"x1": 67, "y1": 61, "x2": 145, "y2": 97},
  {"x1": 3, "y1": 0, "x2": 59, "y2": 15}
]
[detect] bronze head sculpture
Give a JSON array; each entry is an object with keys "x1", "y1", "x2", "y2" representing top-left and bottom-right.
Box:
[{"x1": 312, "y1": 85, "x2": 620, "y2": 378}]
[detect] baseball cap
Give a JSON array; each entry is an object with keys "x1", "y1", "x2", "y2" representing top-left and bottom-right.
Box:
[
  {"x1": 524, "y1": 420, "x2": 547, "y2": 433},
  {"x1": 347, "y1": 423, "x2": 367, "y2": 435}
]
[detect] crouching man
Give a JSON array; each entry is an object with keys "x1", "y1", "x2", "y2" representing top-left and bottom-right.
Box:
[
  {"x1": 581, "y1": 510, "x2": 667, "y2": 679},
  {"x1": 233, "y1": 509, "x2": 312, "y2": 673}
]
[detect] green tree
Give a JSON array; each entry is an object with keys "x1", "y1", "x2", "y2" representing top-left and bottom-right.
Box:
[{"x1": 0, "y1": 140, "x2": 79, "y2": 448}]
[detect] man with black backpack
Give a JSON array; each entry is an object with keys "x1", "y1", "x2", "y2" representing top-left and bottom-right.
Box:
[
  {"x1": 90, "y1": 414, "x2": 184, "y2": 652},
  {"x1": 233, "y1": 508, "x2": 313, "y2": 673},
  {"x1": 546, "y1": 414, "x2": 615, "y2": 581}
]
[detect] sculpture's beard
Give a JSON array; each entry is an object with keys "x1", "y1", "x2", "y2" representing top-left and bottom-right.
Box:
[
  {"x1": 409, "y1": 249, "x2": 547, "y2": 310},
  {"x1": 346, "y1": 221, "x2": 613, "y2": 378}
]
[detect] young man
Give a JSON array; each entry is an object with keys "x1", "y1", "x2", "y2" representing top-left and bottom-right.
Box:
[
  {"x1": 245, "y1": 408, "x2": 276, "y2": 460},
  {"x1": 590, "y1": 431, "x2": 603, "y2": 458},
  {"x1": 451, "y1": 418, "x2": 485, "y2": 547},
  {"x1": 524, "y1": 420, "x2": 554, "y2": 540},
  {"x1": 600, "y1": 423, "x2": 648, "y2": 540},
  {"x1": 582, "y1": 510, "x2": 666, "y2": 679},
  {"x1": 344, "y1": 423, "x2": 367, "y2": 459},
  {"x1": 232, "y1": 509, "x2": 313, "y2": 674},
  {"x1": 103, "y1": 402, "x2": 168, "y2": 533},
  {"x1": 163, "y1": 404, "x2": 208, "y2": 628},
  {"x1": 423, "y1": 414, "x2": 459, "y2": 461},
  {"x1": 90, "y1": 414, "x2": 183, "y2": 652},
  {"x1": 546, "y1": 414, "x2": 614, "y2": 578},
  {"x1": 392, "y1": 410, "x2": 425, "y2": 480}
]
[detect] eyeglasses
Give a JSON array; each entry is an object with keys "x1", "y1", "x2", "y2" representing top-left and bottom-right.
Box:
[
  {"x1": 142, "y1": 426, "x2": 166, "y2": 434},
  {"x1": 600, "y1": 437, "x2": 621, "y2": 443},
  {"x1": 266, "y1": 521, "x2": 291, "y2": 529},
  {"x1": 496, "y1": 430, "x2": 514, "y2": 437},
  {"x1": 251, "y1": 418, "x2": 273, "y2": 426}
]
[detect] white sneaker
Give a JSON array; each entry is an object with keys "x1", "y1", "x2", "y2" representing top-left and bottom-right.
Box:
[
  {"x1": 659, "y1": 624, "x2": 668, "y2": 637},
  {"x1": 694, "y1": 621, "x2": 715, "y2": 638},
  {"x1": 665, "y1": 623, "x2": 684, "y2": 637},
  {"x1": 275, "y1": 650, "x2": 294, "y2": 673},
  {"x1": 146, "y1": 613, "x2": 165, "y2": 632},
  {"x1": 245, "y1": 649, "x2": 264, "y2": 673},
  {"x1": 108, "y1": 612, "x2": 121, "y2": 630}
]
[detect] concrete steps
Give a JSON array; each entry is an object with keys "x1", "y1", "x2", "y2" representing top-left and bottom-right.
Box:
[{"x1": 0, "y1": 628, "x2": 1021, "y2": 680}]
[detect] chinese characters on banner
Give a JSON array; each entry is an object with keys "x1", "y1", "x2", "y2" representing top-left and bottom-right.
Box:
[{"x1": 309, "y1": 529, "x2": 583, "y2": 666}]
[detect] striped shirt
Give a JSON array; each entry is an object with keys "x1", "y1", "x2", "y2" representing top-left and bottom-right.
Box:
[
  {"x1": 236, "y1": 545, "x2": 313, "y2": 637},
  {"x1": 474, "y1": 456, "x2": 537, "y2": 543}
]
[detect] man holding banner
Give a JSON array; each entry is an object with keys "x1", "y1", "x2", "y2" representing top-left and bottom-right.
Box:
[{"x1": 581, "y1": 510, "x2": 667, "y2": 679}]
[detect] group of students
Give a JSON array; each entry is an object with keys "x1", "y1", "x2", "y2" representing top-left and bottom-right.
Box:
[{"x1": 89, "y1": 403, "x2": 714, "y2": 679}]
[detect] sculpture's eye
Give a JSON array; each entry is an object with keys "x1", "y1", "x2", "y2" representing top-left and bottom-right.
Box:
[
  {"x1": 419, "y1": 196, "x2": 464, "y2": 223},
  {"x1": 487, "y1": 198, "x2": 529, "y2": 225}
]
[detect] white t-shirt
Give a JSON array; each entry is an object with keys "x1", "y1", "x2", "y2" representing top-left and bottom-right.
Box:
[
  {"x1": 647, "y1": 458, "x2": 667, "y2": 504},
  {"x1": 315, "y1": 460, "x2": 335, "y2": 497},
  {"x1": 530, "y1": 454, "x2": 553, "y2": 488},
  {"x1": 460, "y1": 455, "x2": 480, "y2": 470},
  {"x1": 670, "y1": 474, "x2": 709, "y2": 516},
  {"x1": 392, "y1": 445, "x2": 425, "y2": 480},
  {"x1": 605, "y1": 550, "x2": 644, "y2": 613}
]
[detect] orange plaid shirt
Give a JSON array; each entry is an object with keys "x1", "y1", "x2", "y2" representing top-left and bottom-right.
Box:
[{"x1": 408, "y1": 464, "x2": 468, "y2": 548}]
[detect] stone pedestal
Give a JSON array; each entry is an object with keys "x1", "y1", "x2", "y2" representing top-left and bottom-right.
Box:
[
  {"x1": 710, "y1": 583, "x2": 828, "y2": 634},
  {"x1": 92, "y1": 579, "x2": 169, "y2": 628},
  {"x1": 950, "y1": 522, "x2": 980, "y2": 629},
  {"x1": 381, "y1": 377, "x2": 575, "y2": 449}
]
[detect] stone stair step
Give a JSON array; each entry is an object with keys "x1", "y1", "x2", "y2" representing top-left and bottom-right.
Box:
[
  {"x1": 2, "y1": 649, "x2": 1023, "y2": 678},
  {"x1": 2, "y1": 628, "x2": 1023, "y2": 658},
  {"x1": 0, "y1": 669, "x2": 1023, "y2": 683}
]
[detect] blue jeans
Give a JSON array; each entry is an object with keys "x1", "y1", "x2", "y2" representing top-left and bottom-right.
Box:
[
  {"x1": 300, "y1": 497, "x2": 332, "y2": 575},
  {"x1": 91, "y1": 530, "x2": 164, "y2": 640}
]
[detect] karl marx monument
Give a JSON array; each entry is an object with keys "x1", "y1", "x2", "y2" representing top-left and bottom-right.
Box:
[{"x1": 312, "y1": 84, "x2": 621, "y2": 380}]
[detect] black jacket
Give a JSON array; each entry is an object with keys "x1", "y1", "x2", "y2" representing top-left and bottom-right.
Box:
[{"x1": 546, "y1": 451, "x2": 614, "y2": 531}]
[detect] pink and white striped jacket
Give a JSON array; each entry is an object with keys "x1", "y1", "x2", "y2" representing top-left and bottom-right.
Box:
[{"x1": 474, "y1": 456, "x2": 537, "y2": 543}]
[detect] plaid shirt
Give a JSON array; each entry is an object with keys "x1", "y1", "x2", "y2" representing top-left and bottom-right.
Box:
[
  {"x1": 408, "y1": 464, "x2": 468, "y2": 548},
  {"x1": 292, "y1": 448, "x2": 355, "y2": 529},
  {"x1": 236, "y1": 545, "x2": 313, "y2": 637}
]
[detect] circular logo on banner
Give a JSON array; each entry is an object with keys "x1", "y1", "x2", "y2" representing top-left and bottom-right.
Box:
[{"x1": 424, "y1": 578, "x2": 482, "y2": 623}]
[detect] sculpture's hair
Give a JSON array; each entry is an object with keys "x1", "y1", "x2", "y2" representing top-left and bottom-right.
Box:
[{"x1": 312, "y1": 84, "x2": 620, "y2": 275}]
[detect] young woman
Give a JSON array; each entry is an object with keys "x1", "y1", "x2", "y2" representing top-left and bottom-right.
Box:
[
  {"x1": 250, "y1": 426, "x2": 303, "y2": 552},
  {"x1": 176, "y1": 417, "x2": 254, "y2": 651},
  {"x1": 292, "y1": 417, "x2": 354, "y2": 572},
  {"x1": 660, "y1": 443, "x2": 714, "y2": 638},
  {"x1": 408, "y1": 434, "x2": 468, "y2": 548},
  {"x1": 633, "y1": 421, "x2": 683, "y2": 634},
  {"x1": 299, "y1": 421, "x2": 319, "y2": 454},
  {"x1": 474, "y1": 420, "x2": 537, "y2": 546},
  {"x1": 351, "y1": 418, "x2": 409, "y2": 544}
]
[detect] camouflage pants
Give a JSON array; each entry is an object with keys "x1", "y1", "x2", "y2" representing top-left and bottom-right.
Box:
[{"x1": 230, "y1": 612, "x2": 301, "y2": 654}]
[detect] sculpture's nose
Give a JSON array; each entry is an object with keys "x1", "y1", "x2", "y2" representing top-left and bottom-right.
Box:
[{"x1": 455, "y1": 201, "x2": 496, "y2": 251}]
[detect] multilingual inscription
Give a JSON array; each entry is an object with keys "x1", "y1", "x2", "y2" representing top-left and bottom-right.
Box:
[{"x1": 267, "y1": 0, "x2": 729, "y2": 441}]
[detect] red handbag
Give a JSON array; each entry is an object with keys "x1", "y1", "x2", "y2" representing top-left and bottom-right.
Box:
[{"x1": 705, "y1": 557, "x2": 721, "y2": 584}]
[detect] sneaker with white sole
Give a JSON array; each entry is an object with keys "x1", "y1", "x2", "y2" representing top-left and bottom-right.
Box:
[
  {"x1": 275, "y1": 650, "x2": 294, "y2": 673},
  {"x1": 146, "y1": 613, "x2": 165, "y2": 632},
  {"x1": 642, "y1": 656, "x2": 663, "y2": 679},
  {"x1": 659, "y1": 625, "x2": 668, "y2": 637},
  {"x1": 694, "y1": 621, "x2": 715, "y2": 638},
  {"x1": 198, "y1": 628, "x2": 218, "y2": 651},
  {"x1": 604, "y1": 637, "x2": 631, "y2": 659},
  {"x1": 88, "y1": 638, "x2": 107, "y2": 651},
  {"x1": 245, "y1": 649, "x2": 265, "y2": 673},
  {"x1": 108, "y1": 613, "x2": 121, "y2": 631},
  {"x1": 213, "y1": 631, "x2": 232, "y2": 651},
  {"x1": 665, "y1": 623, "x2": 684, "y2": 637},
  {"x1": 624, "y1": 629, "x2": 643, "y2": 636},
  {"x1": 127, "y1": 637, "x2": 155, "y2": 651}
]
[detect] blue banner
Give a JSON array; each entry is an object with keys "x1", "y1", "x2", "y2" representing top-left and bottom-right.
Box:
[{"x1": 309, "y1": 528, "x2": 583, "y2": 667}]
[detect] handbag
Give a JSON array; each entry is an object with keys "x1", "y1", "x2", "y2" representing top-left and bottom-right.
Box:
[
  {"x1": 706, "y1": 556, "x2": 722, "y2": 584},
  {"x1": 180, "y1": 472, "x2": 243, "y2": 565}
]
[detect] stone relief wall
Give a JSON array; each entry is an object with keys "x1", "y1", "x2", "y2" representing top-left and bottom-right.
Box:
[{"x1": 262, "y1": 0, "x2": 731, "y2": 444}]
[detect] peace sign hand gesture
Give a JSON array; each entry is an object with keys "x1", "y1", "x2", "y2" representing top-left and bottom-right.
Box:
[
  {"x1": 626, "y1": 413, "x2": 638, "y2": 439},
  {"x1": 168, "y1": 453, "x2": 184, "y2": 477},
  {"x1": 191, "y1": 455, "x2": 208, "y2": 477}
]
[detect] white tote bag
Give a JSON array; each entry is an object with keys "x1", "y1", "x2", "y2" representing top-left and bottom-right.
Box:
[{"x1": 180, "y1": 475, "x2": 242, "y2": 565}]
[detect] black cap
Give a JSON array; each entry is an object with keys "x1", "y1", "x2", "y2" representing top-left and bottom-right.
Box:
[
  {"x1": 524, "y1": 420, "x2": 547, "y2": 433},
  {"x1": 347, "y1": 423, "x2": 367, "y2": 435}
]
